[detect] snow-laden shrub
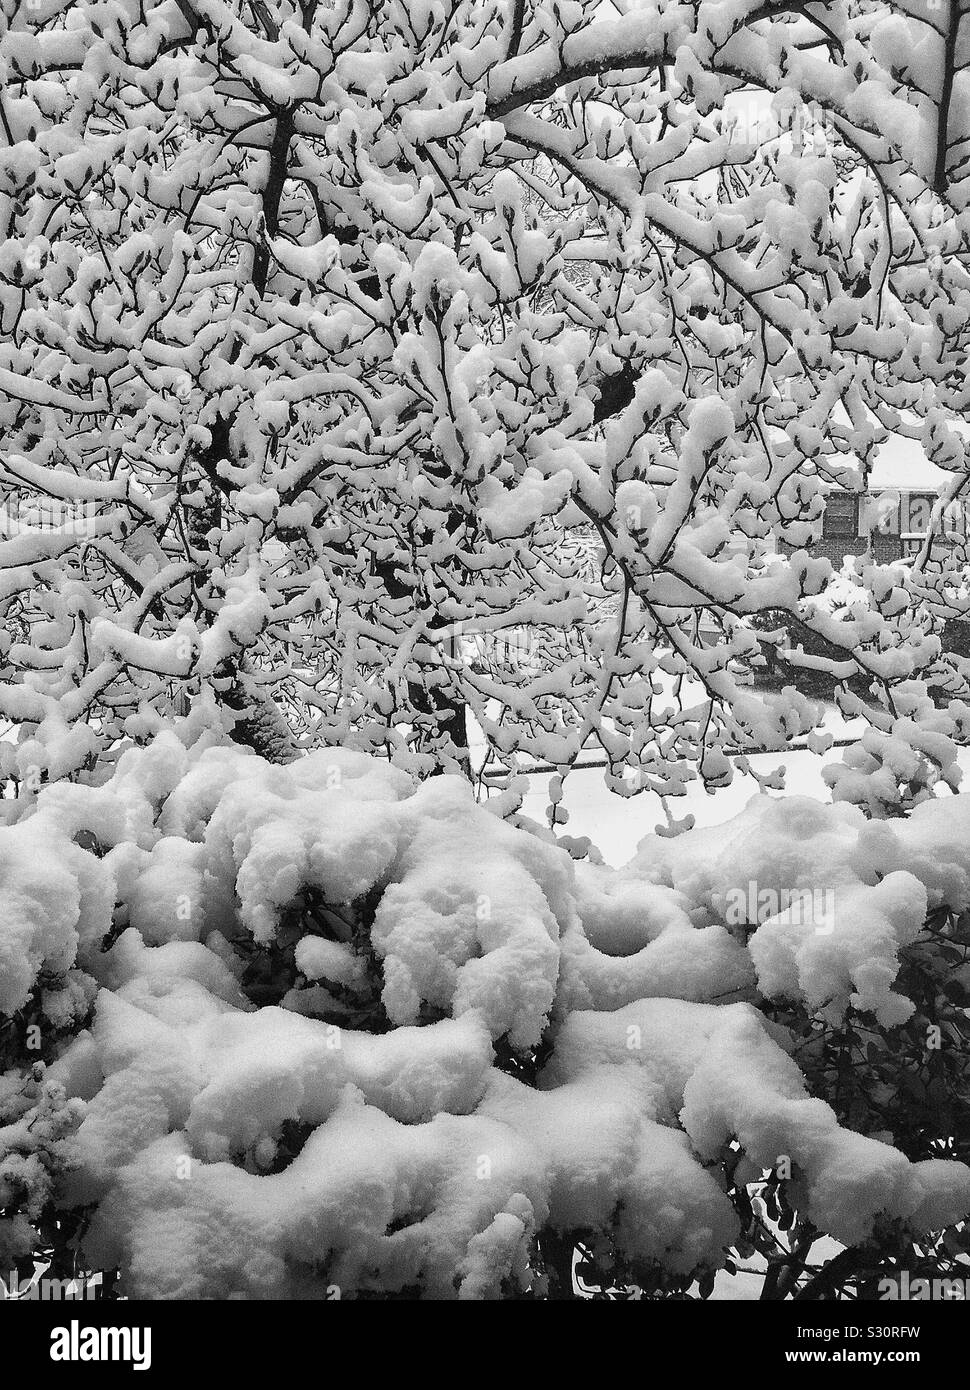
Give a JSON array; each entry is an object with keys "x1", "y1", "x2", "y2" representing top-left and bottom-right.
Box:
[{"x1": 3, "y1": 728, "x2": 970, "y2": 1298}]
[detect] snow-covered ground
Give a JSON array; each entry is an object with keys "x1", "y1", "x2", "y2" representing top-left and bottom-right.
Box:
[
  {"x1": 484, "y1": 698, "x2": 861, "y2": 864},
  {"x1": 513, "y1": 739, "x2": 970, "y2": 867},
  {"x1": 512, "y1": 746, "x2": 834, "y2": 864}
]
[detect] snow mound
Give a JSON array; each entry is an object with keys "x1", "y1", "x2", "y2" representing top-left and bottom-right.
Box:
[
  {"x1": 627, "y1": 793, "x2": 970, "y2": 1022},
  {"x1": 2, "y1": 734, "x2": 969, "y2": 1297}
]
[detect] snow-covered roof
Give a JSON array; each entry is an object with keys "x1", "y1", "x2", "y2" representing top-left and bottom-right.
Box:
[{"x1": 865, "y1": 436, "x2": 952, "y2": 493}]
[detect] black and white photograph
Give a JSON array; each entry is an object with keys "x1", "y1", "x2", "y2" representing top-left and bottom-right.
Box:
[{"x1": 0, "y1": 0, "x2": 968, "y2": 1359}]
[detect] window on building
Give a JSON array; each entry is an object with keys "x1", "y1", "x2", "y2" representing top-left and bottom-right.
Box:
[{"x1": 822, "y1": 493, "x2": 857, "y2": 537}]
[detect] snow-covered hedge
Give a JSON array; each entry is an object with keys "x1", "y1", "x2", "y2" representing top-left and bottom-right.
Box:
[{"x1": 3, "y1": 727, "x2": 970, "y2": 1297}]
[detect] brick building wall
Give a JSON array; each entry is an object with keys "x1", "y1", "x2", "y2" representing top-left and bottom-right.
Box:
[
  {"x1": 804, "y1": 533, "x2": 905, "y2": 566},
  {"x1": 782, "y1": 488, "x2": 962, "y2": 567}
]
